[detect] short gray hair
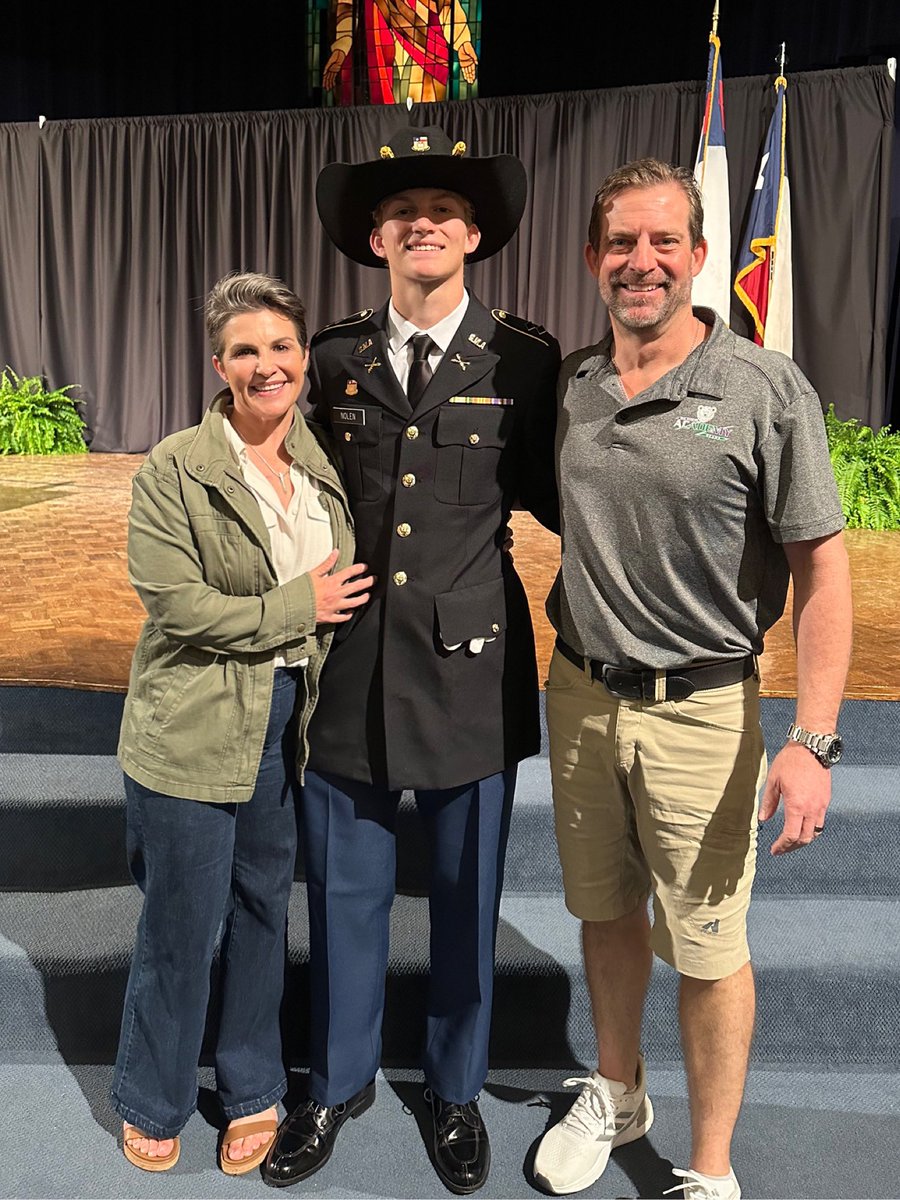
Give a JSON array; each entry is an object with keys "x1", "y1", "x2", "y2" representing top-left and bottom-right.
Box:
[
  {"x1": 204, "y1": 271, "x2": 308, "y2": 359},
  {"x1": 587, "y1": 158, "x2": 705, "y2": 251}
]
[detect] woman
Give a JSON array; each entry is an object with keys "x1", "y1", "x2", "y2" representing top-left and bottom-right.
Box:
[{"x1": 111, "y1": 271, "x2": 372, "y2": 1174}]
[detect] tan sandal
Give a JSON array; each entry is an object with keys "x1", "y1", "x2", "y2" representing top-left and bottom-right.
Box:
[
  {"x1": 122, "y1": 1125, "x2": 181, "y2": 1172},
  {"x1": 218, "y1": 1114, "x2": 278, "y2": 1176}
]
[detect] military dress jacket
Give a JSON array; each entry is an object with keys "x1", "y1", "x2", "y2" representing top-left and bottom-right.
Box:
[{"x1": 304, "y1": 293, "x2": 560, "y2": 790}]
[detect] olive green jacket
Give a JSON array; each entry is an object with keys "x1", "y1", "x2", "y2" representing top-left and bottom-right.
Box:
[{"x1": 117, "y1": 392, "x2": 355, "y2": 802}]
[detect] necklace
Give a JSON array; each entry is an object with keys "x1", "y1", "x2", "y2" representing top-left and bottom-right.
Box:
[
  {"x1": 247, "y1": 443, "x2": 292, "y2": 492},
  {"x1": 611, "y1": 317, "x2": 704, "y2": 375}
]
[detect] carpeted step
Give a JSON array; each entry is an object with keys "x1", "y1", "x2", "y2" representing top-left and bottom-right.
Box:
[
  {"x1": 0, "y1": 754, "x2": 128, "y2": 890},
  {"x1": 4, "y1": 685, "x2": 897, "y2": 766},
  {"x1": 1, "y1": 885, "x2": 897, "y2": 1069},
  {"x1": 0, "y1": 685, "x2": 125, "y2": 756},
  {"x1": 4, "y1": 752, "x2": 897, "y2": 897}
]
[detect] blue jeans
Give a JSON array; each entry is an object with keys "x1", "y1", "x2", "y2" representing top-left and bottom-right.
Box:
[
  {"x1": 110, "y1": 668, "x2": 302, "y2": 1138},
  {"x1": 301, "y1": 766, "x2": 516, "y2": 1106}
]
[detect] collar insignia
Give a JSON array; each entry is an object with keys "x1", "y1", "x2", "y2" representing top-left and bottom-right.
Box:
[
  {"x1": 356, "y1": 337, "x2": 374, "y2": 354},
  {"x1": 467, "y1": 333, "x2": 487, "y2": 350},
  {"x1": 452, "y1": 353, "x2": 470, "y2": 371},
  {"x1": 365, "y1": 357, "x2": 382, "y2": 373}
]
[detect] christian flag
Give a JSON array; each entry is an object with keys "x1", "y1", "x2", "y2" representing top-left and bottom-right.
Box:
[
  {"x1": 734, "y1": 75, "x2": 793, "y2": 355},
  {"x1": 692, "y1": 28, "x2": 731, "y2": 324}
]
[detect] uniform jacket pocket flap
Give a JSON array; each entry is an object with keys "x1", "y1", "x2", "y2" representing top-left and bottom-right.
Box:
[
  {"x1": 434, "y1": 404, "x2": 510, "y2": 449},
  {"x1": 331, "y1": 404, "x2": 382, "y2": 445},
  {"x1": 434, "y1": 576, "x2": 507, "y2": 645}
]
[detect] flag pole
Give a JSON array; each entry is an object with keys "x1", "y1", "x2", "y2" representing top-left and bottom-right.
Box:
[
  {"x1": 697, "y1": 2, "x2": 722, "y2": 190},
  {"x1": 771, "y1": 44, "x2": 788, "y2": 289},
  {"x1": 692, "y1": 0, "x2": 731, "y2": 324}
]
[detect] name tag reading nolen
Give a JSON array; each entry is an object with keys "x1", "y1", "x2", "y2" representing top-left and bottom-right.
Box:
[
  {"x1": 448, "y1": 396, "x2": 515, "y2": 406},
  {"x1": 335, "y1": 406, "x2": 366, "y2": 425}
]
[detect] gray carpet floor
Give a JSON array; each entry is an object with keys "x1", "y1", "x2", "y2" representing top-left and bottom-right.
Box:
[{"x1": 1, "y1": 688, "x2": 898, "y2": 1199}]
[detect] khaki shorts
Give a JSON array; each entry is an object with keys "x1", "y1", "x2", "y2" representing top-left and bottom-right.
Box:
[{"x1": 546, "y1": 647, "x2": 767, "y2": 980}]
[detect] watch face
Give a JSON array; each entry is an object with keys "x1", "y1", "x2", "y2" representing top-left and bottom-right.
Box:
[{"x1": 825, "y1": 736, "x2": 844, "y2": 765}]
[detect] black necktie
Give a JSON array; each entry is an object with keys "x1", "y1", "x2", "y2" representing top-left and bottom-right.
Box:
[{"x1": 407, "y1": 333, "x2": 435, "y2": 408}]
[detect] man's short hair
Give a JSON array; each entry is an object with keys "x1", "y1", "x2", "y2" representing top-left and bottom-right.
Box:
[
  {"x1": 371, "y1": 189, "x2": 476, "y2": 231},
  {"x1": 204, "y1": 271, "x2": 308, "y2": 359},
  {"x1": 587, "y1": 159, "x2": 705, "y2": 251}
]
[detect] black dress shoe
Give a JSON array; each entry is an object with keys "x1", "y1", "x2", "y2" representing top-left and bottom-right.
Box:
[
  {"x1": 426, "y1": 1087, "x2": 491, "y2": 1195},
  {"x1": 261, "y1": 1080, "x2": 375, "y2": 1188}
]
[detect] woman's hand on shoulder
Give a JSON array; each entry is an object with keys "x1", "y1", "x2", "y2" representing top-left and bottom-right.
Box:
[{"x1": 310, "y1": 550, "x2": 374, "y2": 623}]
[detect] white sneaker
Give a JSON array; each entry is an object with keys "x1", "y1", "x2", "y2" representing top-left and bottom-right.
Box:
[
  {"x1": 532, "y1": 1054, "x2": 654, "y2": 1194},
  {"x1": 664, "y1": 1167, "x2": 741, "y2": 1200}
]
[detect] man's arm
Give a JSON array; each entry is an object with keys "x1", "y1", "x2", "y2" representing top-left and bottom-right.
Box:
[{"x1": 759, "y1": 530, "x2": 853, "y2": 854}]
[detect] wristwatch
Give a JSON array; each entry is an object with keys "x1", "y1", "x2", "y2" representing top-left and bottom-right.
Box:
[{"x1": 786, "y1": 723, "x2": 844, "y2": 768}]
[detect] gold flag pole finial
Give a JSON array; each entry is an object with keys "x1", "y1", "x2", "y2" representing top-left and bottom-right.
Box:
[{"x1": 711, "y1": 0, "x2": 720, "y2": 36}]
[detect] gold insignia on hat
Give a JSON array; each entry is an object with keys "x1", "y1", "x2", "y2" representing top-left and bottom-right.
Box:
[
  {"x1": 345, "y1": 379, "x2": 359, "y2": 396},
  {"x1": 412, "y1": 135, "x2": 430, "y2": 152},
  {"x1": 380, "y1": 146, "x2": 395, "y2": 159},
  {"x1": 467, "y1": 333, "x2": 487, "y2": 349},
  {"x1": 451, "y1": 141, "x2": 466, "y2": 157}
]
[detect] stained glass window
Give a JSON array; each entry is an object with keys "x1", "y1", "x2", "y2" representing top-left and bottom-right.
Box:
[{"x1": 313, "y1": 0, "x2": 482, "y2": 107}]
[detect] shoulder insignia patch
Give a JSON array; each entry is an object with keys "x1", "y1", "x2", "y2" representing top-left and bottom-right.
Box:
[
  {"x1": 491, "y1": 308, "x2": 552, "y2": 346},
  {"x1": 313, "y1": 308, "x2": 375, "y2": 340}
]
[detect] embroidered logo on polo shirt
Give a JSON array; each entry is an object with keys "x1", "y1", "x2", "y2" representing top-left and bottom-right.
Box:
[{"x1": 674, "y1": 403, "x2": 734, "y2": 441}]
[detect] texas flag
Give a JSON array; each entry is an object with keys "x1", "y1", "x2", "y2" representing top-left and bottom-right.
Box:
[
  {"x1": 692, "y1": 30, "x2": 731, "y2": 324},
  {"x1": 734, "y1": 75, "x2": 793, "y2": 355}
]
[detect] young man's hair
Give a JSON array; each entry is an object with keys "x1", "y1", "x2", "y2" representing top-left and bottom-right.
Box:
[
  {"x1": 204, "y1": 271, "x2": 308, "y2": 359},
  {"x1": 371, "y1": 189, "x2": 476, "y2": 230},
  {"x1": 587, "y1": 158, "x2": 705, "y2": 251}
]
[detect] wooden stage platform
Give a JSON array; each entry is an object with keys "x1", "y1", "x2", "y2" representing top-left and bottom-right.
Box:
[{"x1": 1, "y1": 453, "x2": 897, "y2": 701}]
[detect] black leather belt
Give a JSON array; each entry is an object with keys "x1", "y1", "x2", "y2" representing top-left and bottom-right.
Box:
[{"x1": 555, "y1": 636, "x2": 754, "y2": 701}]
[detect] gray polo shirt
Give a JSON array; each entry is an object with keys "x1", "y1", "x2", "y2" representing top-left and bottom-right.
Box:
[{"x1": 546, "y1": 308, "x2": 845, "y2": 669}]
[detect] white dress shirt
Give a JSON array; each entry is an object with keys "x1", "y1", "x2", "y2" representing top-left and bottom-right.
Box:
[
  {"x1": 385, "y1": 291, "x2": 470, "y2": 391},
  {"x1": 223, "y1": 414, "x2": 333, "y2": 667}
]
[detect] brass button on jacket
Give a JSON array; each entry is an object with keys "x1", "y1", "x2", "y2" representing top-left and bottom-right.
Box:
[
  {"x1": 393, "y1": 570, "x2": 408, "y2": 586},
  {"x1": 402, "y1": 473, "x2": 416, "y2": 488},
  {"x1": 397, "y1": 523, "x2": 412, "y2": 538}
]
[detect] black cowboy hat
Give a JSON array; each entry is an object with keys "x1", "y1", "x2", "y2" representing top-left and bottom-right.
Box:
[{"x1": 315, "y1": 125, "x2": 527, "y2": 268}]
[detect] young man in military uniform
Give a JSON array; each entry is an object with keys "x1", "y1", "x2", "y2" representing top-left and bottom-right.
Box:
[{"x1": 263, "y1": 126, "x2": 559, "y2": 1194}]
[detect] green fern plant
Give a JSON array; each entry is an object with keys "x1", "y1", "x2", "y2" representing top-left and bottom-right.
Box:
[
  {"x1": 0, "y1": 366, "x2": 88, "y2": 454},
  {"x1": 824, "y1": 403, "x2": 900, "y2": 530}
]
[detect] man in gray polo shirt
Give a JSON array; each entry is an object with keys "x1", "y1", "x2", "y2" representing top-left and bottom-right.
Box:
[{"x1": 533, "y1": 158, "x2": 852, "y2": 1200}]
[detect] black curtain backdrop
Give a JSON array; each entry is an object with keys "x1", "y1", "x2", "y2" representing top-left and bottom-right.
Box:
[{"x1": 0, "y1": 65, "x2": 893, "y2": 452}]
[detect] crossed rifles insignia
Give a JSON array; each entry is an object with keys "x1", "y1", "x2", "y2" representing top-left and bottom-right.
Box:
[{"x1": 354, "y1": 338, "x2": 382, "y2": 375}]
